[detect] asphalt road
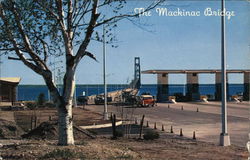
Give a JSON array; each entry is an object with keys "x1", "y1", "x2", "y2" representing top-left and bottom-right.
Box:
[{"x1": 84, "y1": 101, "x2": 250, "y2": 147}]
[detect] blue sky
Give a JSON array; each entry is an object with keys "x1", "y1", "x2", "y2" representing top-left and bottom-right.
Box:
[{"x1": 1, "y1": 0, "x2": 249, "y2": 85}]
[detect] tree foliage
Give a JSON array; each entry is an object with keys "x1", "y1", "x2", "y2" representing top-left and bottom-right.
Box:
[{"x1": 0, "y1": 0, "x2": 164, "y2": 61}]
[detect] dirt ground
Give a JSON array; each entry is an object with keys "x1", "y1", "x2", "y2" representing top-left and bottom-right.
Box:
[
  {"x1": 0, "y1": 135, "x2": 248, "y2": 160},
  {"x1": 0, "y1": 106, "x2": 249, "y2": 159}
]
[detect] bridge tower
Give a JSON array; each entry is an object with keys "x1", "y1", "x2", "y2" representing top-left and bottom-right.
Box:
[{"x1": 134, "y1": 57, "x2": 141, "y2": 89}]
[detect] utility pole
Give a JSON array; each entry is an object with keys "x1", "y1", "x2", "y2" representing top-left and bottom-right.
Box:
[
  {"x1": 220, "y1": 0, "x2": 230, "y2": 146},
  {"x1": 103, "y1": 24, "x2": 108, "y2": 120}
]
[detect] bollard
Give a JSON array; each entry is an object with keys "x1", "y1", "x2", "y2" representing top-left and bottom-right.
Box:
[
  {"x1": 34, "y1": 116, "x2": 37, "y2": 128},
  {"x1": 135, "y1": 118, "x2": 138, "y2": 124},
  {"x1": 181, "y1": 106, "x2": 183, "y2": 110},
  {"x1": 30, "y1": 116, "x2": 33, "y2": 130},
  {"x1": 110, "y1": 112, "x2": 113, "y2": 120},
  {"x1": 168, "y1": 104, "x2": 170, "y2": 108},
  {"x1": 154, "y1": 122, "x2": 157, "y2": 129},
  {"x1": 193, "y1": 131, "x2": 196, "y2": 140},
  {"x1": 139, "y1": 115, "x2": 145, "y2": 139},
  {"x1": 112, "y1": 114, "x2": 117, "y2": 139},
  {"x1": 196, "y1": 108, "x2": 199, "y2": 112},
  {"x1": 170, "y1": 125, "x2": 174, "y2": 133},
  {"x1": 146, "y1": 121, "x2": 149, "y2": 127},
  {"x1": 180, "y1": 128, "x2": 183, "y2": 137},
  {"x1": 162, "y1": 124, "x2": 165, "y2": 131}
]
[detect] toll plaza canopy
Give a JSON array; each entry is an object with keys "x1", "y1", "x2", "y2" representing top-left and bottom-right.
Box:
[
  {"x1": 141, "y1": 69, "x2": 250, "y2": 102},
  {"x1": 142, "y1": 69, "x2": 250, "y2": 74}
]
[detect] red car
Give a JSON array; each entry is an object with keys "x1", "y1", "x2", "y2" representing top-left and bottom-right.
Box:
[{"x1": 138, "y1": 95, "x2": 156, "y2": 107}]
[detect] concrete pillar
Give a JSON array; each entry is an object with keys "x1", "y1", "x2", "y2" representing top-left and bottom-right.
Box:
[
  {"x1": 243, "y1": 72, "x2": 250, "y2": 101},
  {"x1": 215, "y1": 72, "x2": 229, "y2": 101},
  {"x1": 186, "y1": 73, "x2": 200, "y2": 101},
  {"x1": 157, "y1": 73, "x2": 168, "y2": 102}
]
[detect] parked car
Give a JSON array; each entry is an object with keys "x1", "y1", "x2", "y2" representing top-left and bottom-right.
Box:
[
  {"x1": 137, "y1": 94, "x2": 156, "y2": 107},
  {"x1": 94, "y1": 95, "x2": 112, "y2": 105}
]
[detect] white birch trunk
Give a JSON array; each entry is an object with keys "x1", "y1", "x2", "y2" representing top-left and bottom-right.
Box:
[
  {"x1": 58, "y1": 102, "x2": 74, "y2": 145},
  {"x1": 57, "y1": 70, "x2": 75, "y2": 145},
  {"x1": 47, "y1": 70, "x2": 75, "y2": 145}
]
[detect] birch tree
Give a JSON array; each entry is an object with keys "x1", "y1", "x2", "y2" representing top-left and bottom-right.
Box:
[{"x1": 0, "y1": 0, "x2": 164, "y2": 145}]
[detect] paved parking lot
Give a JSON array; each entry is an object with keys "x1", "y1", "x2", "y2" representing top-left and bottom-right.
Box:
[{"x1": 85, "y1": 101, "x2": 250, "y2": 147}]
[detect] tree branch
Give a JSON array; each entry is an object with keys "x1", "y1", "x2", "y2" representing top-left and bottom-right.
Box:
[
  {"x1": 8, "y1": 56, "x2": 33, "y2": 61},
  {"x1": 72, "y1": 2, "x2": 91, "y2": 41},
  {"x1": 36, "y1": 1, "x2": 65, "y2": 31},
  {"x1": 0, "y1": 47, "x2": 25, "y2": 51},
  {"x1": 67, "y1": 0, "x2": 73, "y2": 42},
  {"x1": 0, "y1": 3, "x2": 43, "y2": 74},
  {"x1": 34, "y1": 35, "x2": 49, "y2": 63},
  {"x1": 54, "y1": 0, "x2": 72, "y2": 56},
  {"x1": 85, "y1": 51, "x2": 98, "y2": 62},
  {"x1": 74, "y1": 0, "x2": 100, "y2": 66},
  {"x1": 0, "y1": 2, "x2": 62, "y2": 109},
  {"x1": 72, "y1": 1, "x2": 91, "y2": 25},
  {"x1": 95, "y1": 0, "x2": 164, "y2": 27},
  {"x1": 9, "y1": 0, "x2": 48, "y2": 70}
]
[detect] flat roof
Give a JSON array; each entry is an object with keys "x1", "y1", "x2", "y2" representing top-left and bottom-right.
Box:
[
  {"x1": 142, "y1": 69, "x2": 250, "y2": 74},
  {"x1": 0, "y1": 77, "x2": 21, "y2": 83}
]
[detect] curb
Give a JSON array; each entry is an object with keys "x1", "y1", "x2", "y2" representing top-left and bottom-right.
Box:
[{"x1": 79, "y1": 121, "x2": 123, "y2": 129}]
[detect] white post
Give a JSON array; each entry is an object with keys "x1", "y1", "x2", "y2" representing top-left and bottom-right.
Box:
[
  {"x1": 103, "y1": 25, "x2": 108, "y2": 120},
  {"x1": 220, "y1": 0, "x2": 230, "y2": 146}
]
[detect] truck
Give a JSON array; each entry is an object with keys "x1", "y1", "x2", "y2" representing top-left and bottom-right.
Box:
[{"x1": 137, "y1": 94, "x2": 156, "y2": 107}]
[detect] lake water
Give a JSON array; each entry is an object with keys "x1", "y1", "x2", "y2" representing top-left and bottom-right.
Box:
[{"x1": 17, "y1": 84, "x2": 244, "y2": 101}]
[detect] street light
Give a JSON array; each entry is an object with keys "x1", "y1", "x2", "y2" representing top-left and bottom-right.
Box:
[
  {"x1": 103, "y1": 24, "x2": 108, "y2": 120},
  {"x1": 219, "y1": 0, "x2": 230, "y2": 146}
]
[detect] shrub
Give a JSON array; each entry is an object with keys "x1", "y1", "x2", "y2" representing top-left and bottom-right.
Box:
[
  {"x1": 110, "y1": 154, "x2": 133, "y2": 159},
  {"x1": 26, "y1": 102, "x2": 37, "y2": 110},
  {"x1": 6, "y1": 125, "x2": 17, "y2": 132},
  {"x1": 0, "y1": 129, "x2": 3, "y2": 137},
  {"x1": 88, "y1": 129, "x2": 98, "y2": 135},
  {"x1": 143, "y1": 130, "x2": 159, "y2": 140},
  {"x1": 41, "y1": 149, "x2": 85, "y2": 159},
  {"x1": 115, "y1": 130, "x2": 124, "y2": 137},
  {"x1": 37, "y1": 93, "x2": 46, "y2": 106},
  {"x1": 45, "y1": 102, "x2": 56, "y2": 108}
]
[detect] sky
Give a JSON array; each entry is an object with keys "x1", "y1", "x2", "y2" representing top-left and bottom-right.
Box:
[{"x1": 0, "y1": 0, "x2": 249, "y2": 85}]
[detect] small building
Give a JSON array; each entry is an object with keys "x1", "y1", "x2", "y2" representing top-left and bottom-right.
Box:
[{"x1": 0, "y1": 77, "x2": 21, "y2": 103}]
